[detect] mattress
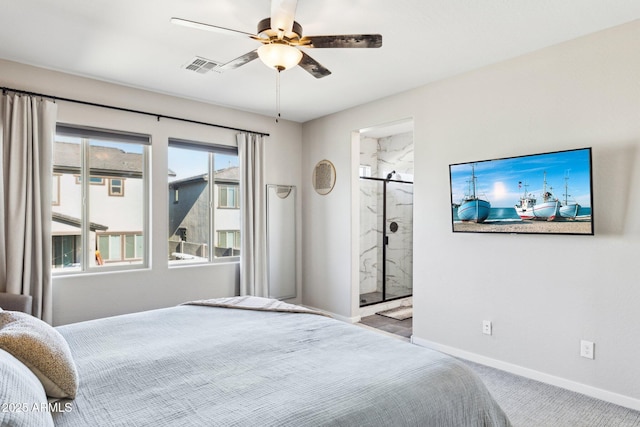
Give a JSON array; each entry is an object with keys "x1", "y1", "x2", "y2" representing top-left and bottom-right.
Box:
[{"x1": 51, "y1": 302, "x2": 511, "y2": 426}]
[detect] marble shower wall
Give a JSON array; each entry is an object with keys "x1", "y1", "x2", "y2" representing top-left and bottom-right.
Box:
[
  {"x1": 359, "y1": 132, "x2": 414, "y2": 300},
  {"x1": 359, "y1": 137, "x2": 379, "y2": 295},
  {"x1": 377, "y1": 132, "x2": 414, "y2": 182}
]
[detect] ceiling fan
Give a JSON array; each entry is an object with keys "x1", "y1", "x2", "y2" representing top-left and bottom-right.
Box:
[{"x1": 171, "y1": 0, "x2": 382, "y2": 79}]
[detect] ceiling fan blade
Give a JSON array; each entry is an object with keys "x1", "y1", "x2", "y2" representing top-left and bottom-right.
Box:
[
  {"x1": 301, "y1": 34, "x2": 382, "y2": 49},
  {"x1": 298, "y1": 51, "x2": 331, "y2": 79},
  {"x1": 217, "y1": 50, "x2": 260, "y2": 71},
  {"x1": 270, "y1": 0, "x2": 298, "y2": 33},
  {"x1": 171, "y1": 17, "x2": 255, "y2": 38}
]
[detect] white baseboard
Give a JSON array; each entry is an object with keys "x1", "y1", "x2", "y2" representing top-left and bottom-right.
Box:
[
  {"x1": 411, "y1": 336, "x2": 640, "y2": 412},
  {"x1": 356, "y1": 322, "x2": 410, "y2": 341},
  {"x1": 303, "y1": 305, "x2": 361, "y2": 324},
  {"x1": 305, "y1": 297, "x2": 413, "y2": 323}
]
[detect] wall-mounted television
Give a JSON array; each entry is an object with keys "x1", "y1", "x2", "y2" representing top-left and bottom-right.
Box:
[{"x1": 449, "y1": 147, "x2": 593, "y2": 235}]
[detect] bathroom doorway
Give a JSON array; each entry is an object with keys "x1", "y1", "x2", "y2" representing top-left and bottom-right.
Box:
[{"x1": 358, "y1": 120, "x2": 413, "y2": 307}]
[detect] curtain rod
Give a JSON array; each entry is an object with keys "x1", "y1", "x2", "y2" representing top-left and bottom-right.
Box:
[{"x1": 1, "y1": 86, "x2": 270, "y2": 137}]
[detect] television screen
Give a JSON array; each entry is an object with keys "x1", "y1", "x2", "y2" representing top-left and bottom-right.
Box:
[{"x1": 449, "y1": 147, "x2": 593, "y2": 235}]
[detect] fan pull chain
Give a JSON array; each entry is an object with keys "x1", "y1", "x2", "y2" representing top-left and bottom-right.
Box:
[{"x1": 275, "y1": 69, "x2": 281, "y2": 123}]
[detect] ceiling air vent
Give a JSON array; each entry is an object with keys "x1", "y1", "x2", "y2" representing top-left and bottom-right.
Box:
[{"x1": 183, "y1": 57, "x2": 221, "y2": 74}]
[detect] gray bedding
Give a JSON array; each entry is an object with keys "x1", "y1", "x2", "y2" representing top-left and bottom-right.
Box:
[{"x1": 52, "y1": 304, "x2": 511, "y2": 426}]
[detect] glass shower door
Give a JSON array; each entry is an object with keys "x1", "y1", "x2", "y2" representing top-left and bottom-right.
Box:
[
  {"x1": 359, "y1": 177, "x2": 413, "y2": 306},
  {"x1": 384, "y1": 180, "x2": 413, "y2": 300},
  {"x1": 359, "y1": 178, "x2": 383, "y2": 305}
]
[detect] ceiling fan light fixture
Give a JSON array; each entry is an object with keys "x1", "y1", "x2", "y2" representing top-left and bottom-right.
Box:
[{"x1": 257, "y1": 43, "x2": 302, "y2": 71}]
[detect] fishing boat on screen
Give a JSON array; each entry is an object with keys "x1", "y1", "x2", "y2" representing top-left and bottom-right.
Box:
[
  {"x1": 515, "y1": 172, "x2": 560, "y2": 221},
  {"x1": 457, "y1": 164, "x2": 491, "y2": 223},
  {"x1": 559, "y1": 175, "x2": 581, "y2": 219}
]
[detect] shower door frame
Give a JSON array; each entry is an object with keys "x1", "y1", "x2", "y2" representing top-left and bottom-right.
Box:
[{"x1": 359, "y1": 176, "x2": 413, "y2": 307}]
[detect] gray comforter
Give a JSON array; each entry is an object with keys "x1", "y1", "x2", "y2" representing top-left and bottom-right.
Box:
[{"x1": 53, "y1": 304, "x2": 511, "y2": 426}]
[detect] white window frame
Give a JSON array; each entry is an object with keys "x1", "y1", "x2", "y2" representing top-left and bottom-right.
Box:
[
  {"x1": 53, "y1": 124, "x2": 150, "y2": 274},
  {"x1": 216, "y1": 230, "x2": 241, "y2": 253},
  {"x1": 218, "y1": 185, "x2": 239, "y2": 209},
  {"x1": 109, "y1": 178, "x2": 125, "y2": 196},
  {"x1": 168, "y1": 138, "x2": 239, "y2": 266},
  {"x1": 96, "y1": 233, "x2": 143, "y2": 262}
]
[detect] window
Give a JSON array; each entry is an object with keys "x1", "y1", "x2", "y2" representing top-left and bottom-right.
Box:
[
  {"x1": 216, "y1": 230, "x2": 241, "y2": 257},
  {"x1": 75, "y1": 176, "x2": 105, "y2": 185},
  {"x1": 218, "y1": 185, "x2": 239, "y2": 208},
  {"x1": 96, "y1": 233, "x2": 143, "y2": 262},
  {"x1": 125, "y1": 234, "x2": 144, "y2": 259},
  {"x1": 52, "y1": 125, "x2": 149, "y2": 272},
  {"x1": 52, "y1": 175, "x2": 61, "y2": 206},
  {"x1": 109, "y1": 178, "x2": 124, "y2": 196},
  {"x1": 98, "y1": 234, "x2": 122, "y2": 262},
  {"x1": 168, "y1": 139, "x2": 239, "y2": 264},
  {"x1": 52, "y1": 235, "x2": 81, "y2": 268}
]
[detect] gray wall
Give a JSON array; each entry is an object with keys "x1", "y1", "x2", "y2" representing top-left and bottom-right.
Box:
[{"x1": 302, "y1": 20, "x2": 640, "y2": 409}]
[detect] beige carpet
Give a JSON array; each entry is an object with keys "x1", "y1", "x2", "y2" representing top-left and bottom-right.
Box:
[{"x1": 461, "y1": 359, "x2": 640, "y2": 426}]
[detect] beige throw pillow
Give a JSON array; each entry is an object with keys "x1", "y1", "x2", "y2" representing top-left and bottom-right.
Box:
[{"x1": 0, "y1": 311, "x2": 78, "y2": 399}]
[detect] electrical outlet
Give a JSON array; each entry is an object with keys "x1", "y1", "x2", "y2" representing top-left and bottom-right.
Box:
[
  {"x1": 482, "y1": 320, "x2": 492, "y2": 335},
  {"x1": 580, "y1": 340, "x2": 595, "y2": 359}
]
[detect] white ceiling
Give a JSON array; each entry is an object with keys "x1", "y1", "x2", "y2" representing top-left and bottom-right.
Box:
[{"x1": 1, "y1": 1, "x2": 640, "y2": 123}]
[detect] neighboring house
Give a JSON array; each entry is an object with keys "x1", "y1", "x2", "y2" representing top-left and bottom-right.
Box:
[
  {"x1": 53, "y1": 141, "x2": 240, "y2": 268},
  {"x1": 168, "y1": 166, "x2": 240, "y2": 260},
  {"x1": 51, "y1": 141, "x2": 144, "y2": 268}
]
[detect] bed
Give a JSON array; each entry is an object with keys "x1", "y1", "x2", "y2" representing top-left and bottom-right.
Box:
[{"x1": 1, "y1": 297, "x2": 511, "y2": 426}]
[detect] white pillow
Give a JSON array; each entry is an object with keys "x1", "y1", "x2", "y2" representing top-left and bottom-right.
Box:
[
  {"x1": 0, "y1": 311, "x2": 79, "y2": 399},
  {"x1": 0, "y1": 348, "x2": 55, "y2": 426}
]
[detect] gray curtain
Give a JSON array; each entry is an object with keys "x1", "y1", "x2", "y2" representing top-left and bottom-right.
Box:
[
  {"x1": 237, "y1": 132, "x2": 267, "y2": 297},
  {"x1": 0, "y1": 92, "x2": 57, "y2": 322}
]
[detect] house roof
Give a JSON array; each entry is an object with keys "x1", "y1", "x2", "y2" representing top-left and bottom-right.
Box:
[
  {"x1": 52, "y1": 212, "x2": 109, "y2": 231},
  {"x1": 54, "y1": 142, "x2": 143, "y2": 177},
  {"x1": 55, "y1": 142, "x2": 232, "y2": 181},
  {"x1": 215, "y1": 166, "x2": 239, "y2": 181},
  {"x1": 169, "y1": 167, "x2": 239, "y2": 187},
  {"x1": 169, "y1": 173, "x2": 208, "y2": 187}
]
